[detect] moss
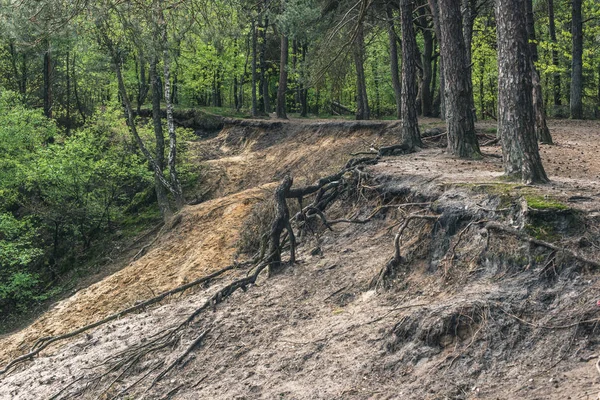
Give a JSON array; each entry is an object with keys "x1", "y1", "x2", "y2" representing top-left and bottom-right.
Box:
[{"x1": 525, "y1": 195, "x2": 568, "y2": 210}]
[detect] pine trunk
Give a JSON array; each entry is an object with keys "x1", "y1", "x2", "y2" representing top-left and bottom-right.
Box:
[
  {"x1": 525, "y1": 0, "x2": 553, "y2": 144},
  {"x1": 570, "y1": 0, "x2": 583, "y2": 119},
  {"x1": 438, "y1": 0, "x2": 480, "y2": 158},
  {"x1": 386, "y1": 5, "x2": 402, "y2": 120},
  {"x1": 548, "y1": 0, "x2": 561, "y2": 106},
  {"x1": 399, "y1": 0, "x2": 421, "y2": 148},
  {"x1": 354, "y1": 22, "x2": 370, "y2": 120},
  {"x1": 496, "y1": 0, "x2": 548, "y2": 183},
  {"x1": 428, "y1": 0, "x2": 445, "y2": 120},
  {"x1": 276, "y1": 31, "x2": 288, "y2": 119}
]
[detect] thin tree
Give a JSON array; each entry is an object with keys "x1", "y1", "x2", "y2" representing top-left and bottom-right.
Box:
[
  {"x1": 276, "y1": 0, "x2": 288, "y2": 119},
  {"x1": 399, "y1": 0, "x2": 421, "y2": 147},
  {"x1": 437, "y1": 0, "x2": 480, "y2": 158},
  {"x1": 386, "y1": 4, "x2": 401, "y2": 120},
  {"x1": 354, "y1": 19, "x2": 370, "y2": 120},
  {"x1": 570, "y1": 0, "x2": 583, "y2": 119},
  {"x1": 525, "y1": 0, "x2": 553, "y2": 144},
  {"x1": 496, "y1": 0, "x2": 548, "y2": 183}
]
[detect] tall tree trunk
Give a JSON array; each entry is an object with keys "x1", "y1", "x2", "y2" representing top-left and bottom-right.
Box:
[
  {"x1": 276, "y1": 14, "x2": 288, "y2": 119},
  {"x1": 461, "y1": 0, "x2": 477, "y2": 121},
  {"x1": 300, "y1": 44, "x2": 308, "y2": 117},
  {"x1": 548, "y1": 0, "x2": 561, "y2": 106},
  {"x1": 137, "y1": 53, "x2": 149, "y2": 113},
  {"x1": 260, "y1": 13, "x2": 271, "y2": 113},
  {"x1": 159, "y1": 3, "x2": 184, "y2": 209},
  {"x1": 354, "y1": 21, "x2": 370, "y2": 120},
  {"x1": 66, "y1": 51, "x2": 71, "y2": 135},
  {"x1": 43, "y1": 39, "x2": 52, "y2": 118},
  {"x1": 496, "y1": 0, "x2": 548, "y2": 183},
  {"x1": 150, "y1": 57, "x2": 172, "y2": 221},
  {"x1": 525, "y1": 0, "x2": 553, "y2": 144},
  {"x1": 428, "y1": 0, "x2": 445, "y2": 120},
  {"x1": 438, "y1": 0, "x2": 480, "y2": 158},
  {"x1": 72, "y1": 53, "x2": 86, "y2": 123},
  {"x1": 570, "y1": 0, "x2": 583, "y2": 119},
  {"x1": 251, "y1": 19, "x2": 259, "y2": 117},
  {"x1": 418, "y1": 6, "x2": 434, "y2": 117},
  {"x1": 399, "y1": 0, "x2": 421, "y2": 148},
  {"x1": 386, "y1": 5, "x2": 402, "y2": 120}
]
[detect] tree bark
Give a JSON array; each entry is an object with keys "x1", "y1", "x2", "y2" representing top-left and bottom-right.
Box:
[
  {"x1": 496, "y1": 0, "x2": 549, "y2": 183},
  {"x1": 259, "y1": 12, "x2": 271, "y2": 114},
  {"x1": 525, "y1": 0, "x2": 553, "y2": 144},
  {"x1": 548, "y1": 0, "x2": 561, "y2": 106},
  {"x1": 461, "y1": 0, "x2": 477, "y2": 121},
  {"x1": 353, "y1": 21, "x2": 370, "y2": 120},
  {"x1": 386, "y1": 5, "x2": 402, "y2": 120},
  {"x1": 300, "y1": 44, "x2": 308, "y2": 117},
  {"x1": 428, "y1": 0, "x2": 445, "y2": 120},
  {"x1": 276, "y1": 19, "x2": 288, "y2": 119},
  {"x1": 438, "y1": 0, "x2": 480, "y2": 158},
  {"x1": 570, "y1": 0, "x2": 583, "y2": 119},
  {"x1": 251, "y1": 19, "x2": 259, "y2": 117},
  {"x1": 43, "y1": 38, "x2": 52, "y2": 118},
  {"x1": 159, "y1": 2, "x2": 184, "y2": 209},
  {"x1": 399, "y1": 0, "x2": 421, "y2": 148},
  {"x1": 150, "y1": 57, "x2": 173, "y2": 221},
  {"x1": 417, "y1": 6, "x2": 434, "y2": 117},
  {"x1": 136, "y1": 52, "x2": 149, "y2": 113}
]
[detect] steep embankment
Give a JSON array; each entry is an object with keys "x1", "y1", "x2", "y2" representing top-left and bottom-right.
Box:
[{"x1": 2, "y1": 119, "x2": 600, "y2": 399}]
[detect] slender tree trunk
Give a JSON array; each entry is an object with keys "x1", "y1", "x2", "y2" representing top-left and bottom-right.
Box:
[
  {"x1": 159, "y1": 3, "x2": 184, "y2": 209},
  {"x1": 137, "y1": 53, "x2": 149, "y2": 113},
  {"x1": 548, "y1": 0, "x2": 561, "y2": 107},
  {"x1": 150, "y1": 57, "x2": 172, "y2": 221},
  {"x1": 20, "y1": 52, "x2": 27, "y2": 96},
  {"x1": 570, "y1": 0, "x2": 583, "y2": 119},
  {"x1": 386, "y1": 5, "x2": 402, "y2": 120},
  {"x1": 72, "y1": 53, "x2": 86, "y2": 123},
  {"x1": 496, "y1": 0, "x2": 548, "y2": 183},
  {"x1": 260, "y1": 13, "x2": 271, "y2": 113},
  {"x1": 354, "y1": 21, "x2": 370, "y2": 120},
  {"x1": 418, "y1": 7, "x2": 434, "y2": 117},
  {"x1": 251, "y1": 19, "x2": 259, "y2": 117},
  {"x1": 399, "y1": 0, "x2": 421, "y2": 148},
  {"x1": 66, "y1": 51, "x2": 71, "y2": 135},
  {"x1": 461, "y1": 0, "x2": 477, "y2": 121},
  {"x1": 525, "y1": 0, "x2": 553, "y2": 143},
  {"x1": 438, "y1": 0, "x2": 480, "y2": 158},
  {"x1": 300, "y1": 44, "x2": 308, "y2": 117},
  {"x1": 43, "y1": 38, "x2": 52, "y2": 118},
  {"x1": 276, "y1": 10, "x2": 289, "y2": 119},
  {"x1": 428, "y1": 0, "x2": 445, "y2": 120}
]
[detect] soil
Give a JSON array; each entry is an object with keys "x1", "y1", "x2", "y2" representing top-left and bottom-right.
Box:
[{"x1": 1, "y1": 118, "x2": 600, "y2": 400}]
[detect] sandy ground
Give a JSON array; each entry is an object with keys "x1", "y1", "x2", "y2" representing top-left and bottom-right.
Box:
[{"x1": 1, "y1": 118, "x2": 600, "y2": 399}]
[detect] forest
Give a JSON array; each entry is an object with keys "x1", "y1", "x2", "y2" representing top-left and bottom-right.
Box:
[{"x1": 0, "y1": 0, "x2": 599, "y2": 329}]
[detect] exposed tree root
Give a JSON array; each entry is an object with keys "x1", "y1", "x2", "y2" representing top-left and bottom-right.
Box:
[
  {"x1": 0, "y1": 262, "x2": 244, "y2": 376},
  {"x1": 371, "y1": 214, "x2": 440, "y2": 289},
  {"x1": 485, "y1": 221, "x2": 600, "y2": 269}
]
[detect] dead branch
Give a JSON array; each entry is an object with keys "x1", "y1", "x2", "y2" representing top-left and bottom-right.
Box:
[{"x1": 485, "y1": 222, "x2": 600, "y2": 269}]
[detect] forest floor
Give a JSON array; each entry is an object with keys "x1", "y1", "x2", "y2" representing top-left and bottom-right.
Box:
[{"x1": 1, "y1": 118, "x2": 600, "y2": 399}]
